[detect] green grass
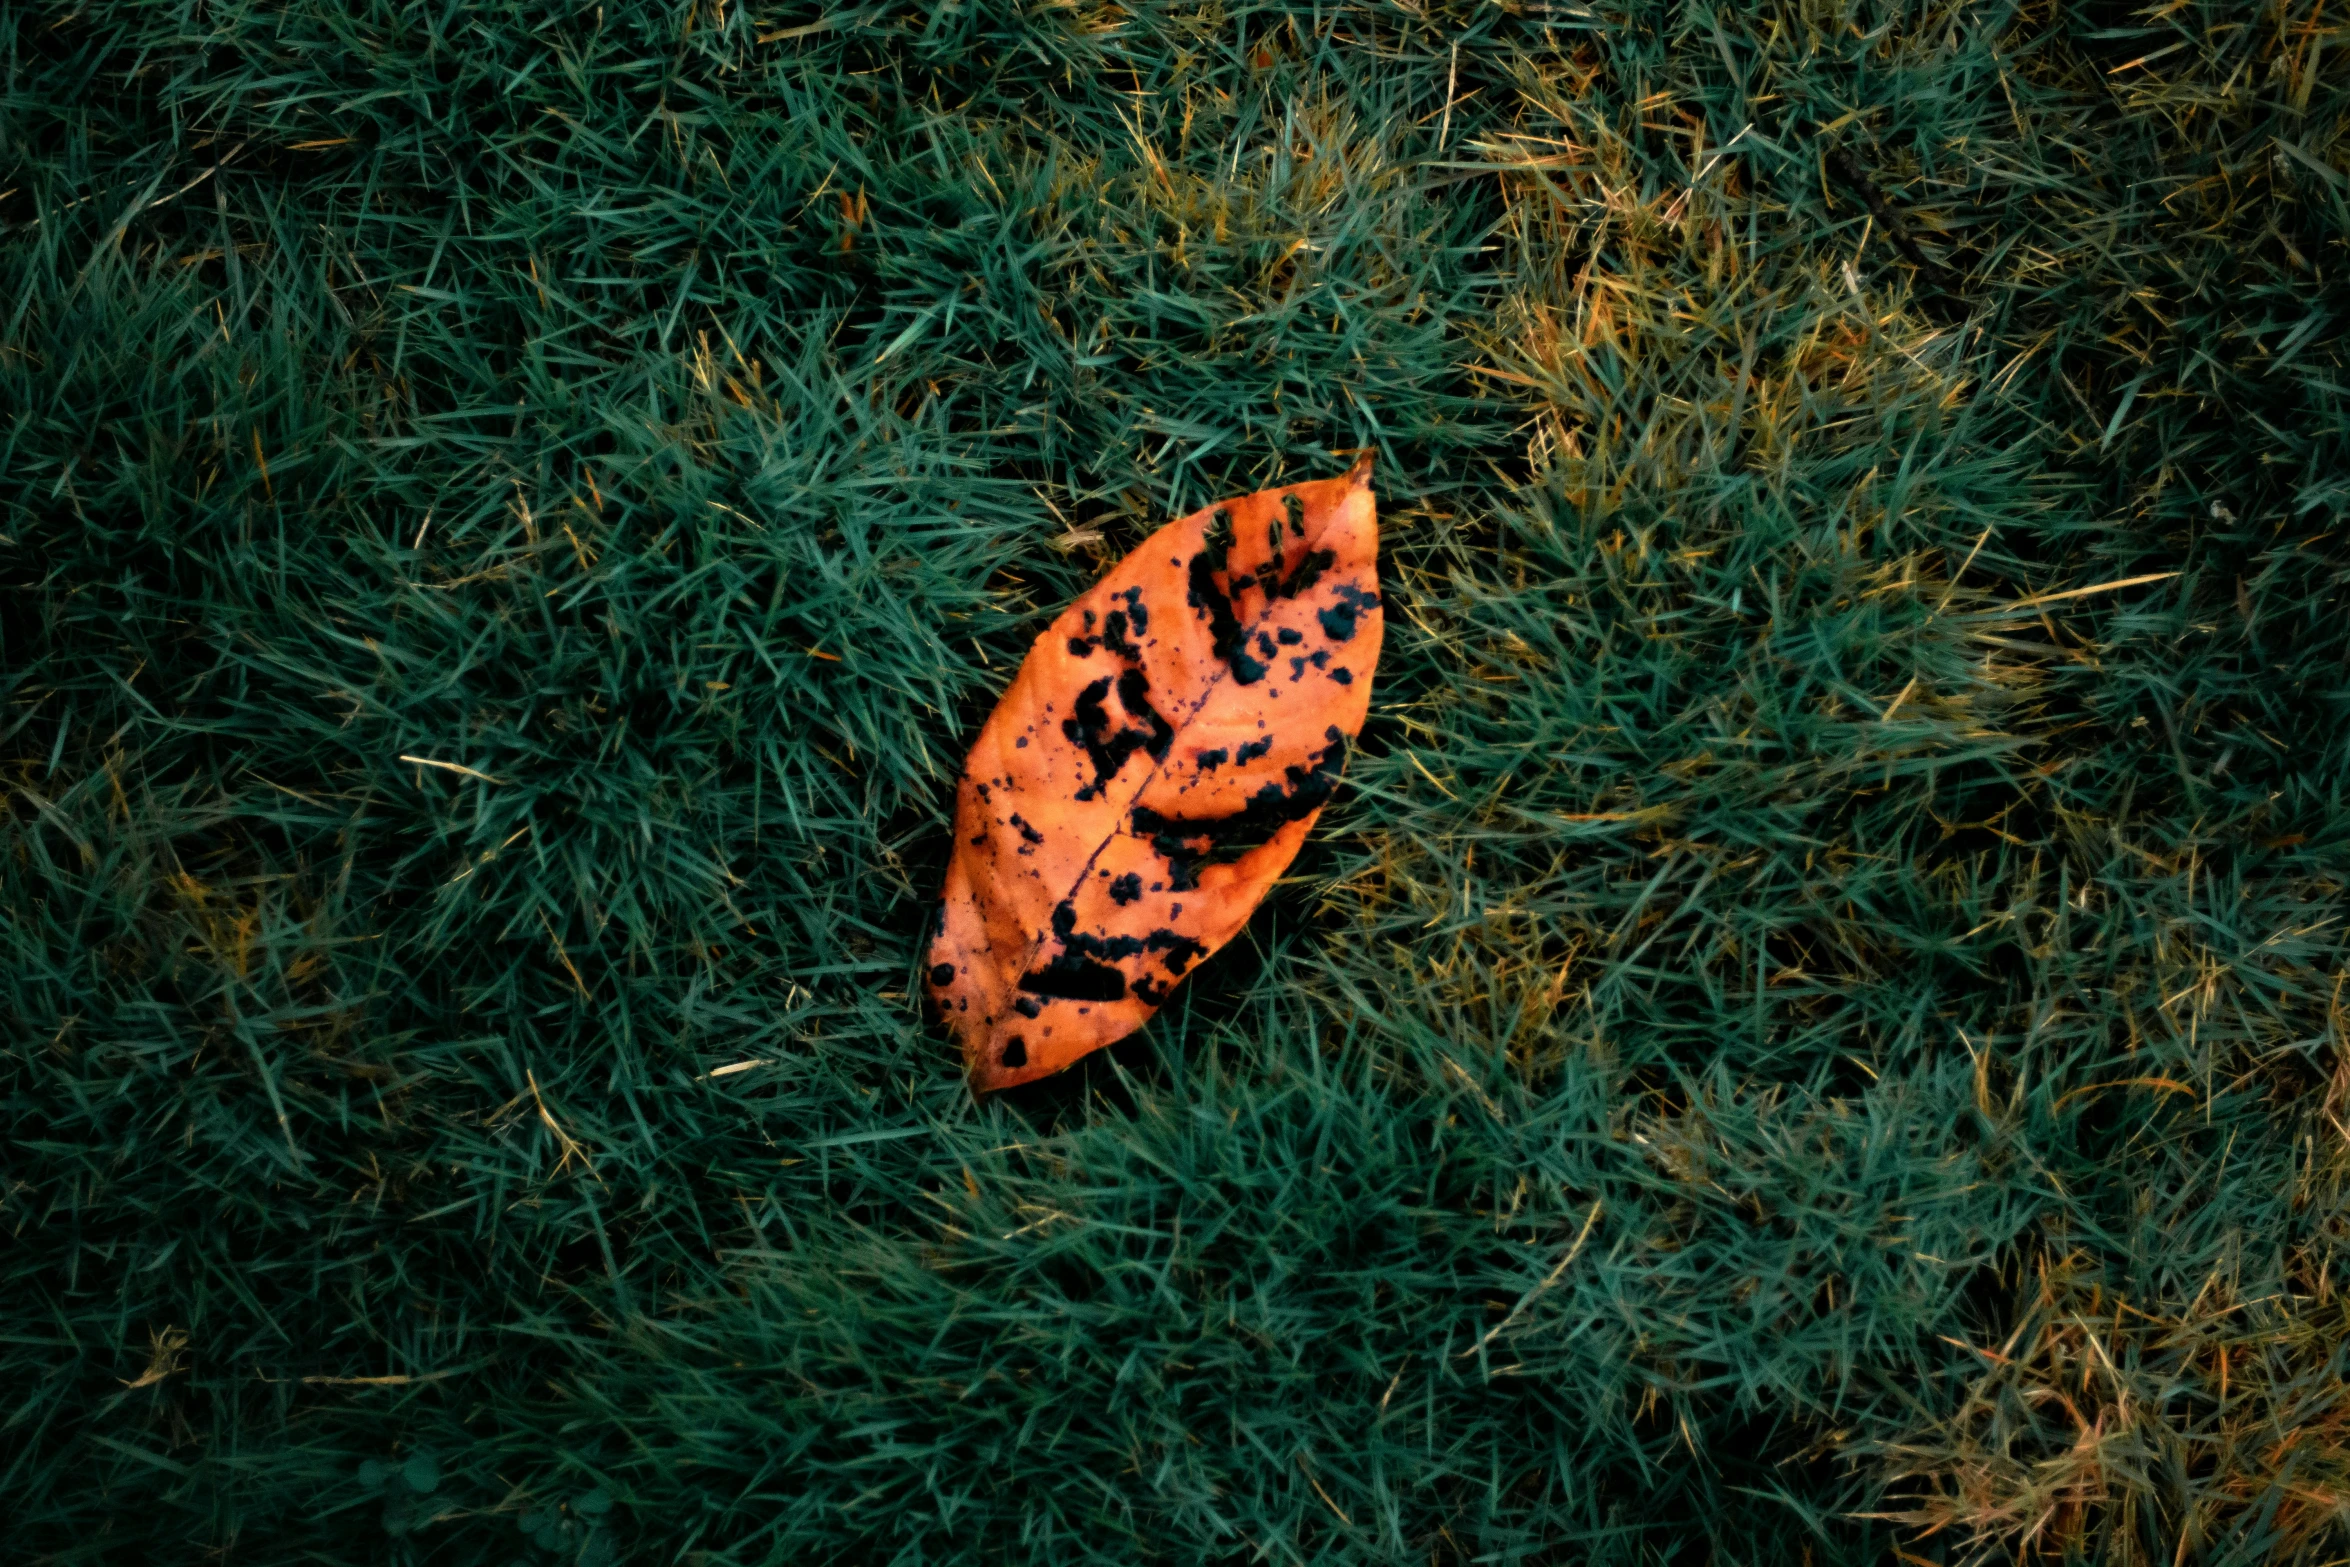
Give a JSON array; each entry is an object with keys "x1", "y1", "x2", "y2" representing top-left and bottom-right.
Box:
[{"x1": 5, "y1": 2, "x2": 2349, "y2": 1563}]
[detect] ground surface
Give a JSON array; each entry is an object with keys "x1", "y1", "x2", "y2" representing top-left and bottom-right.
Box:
[{"x1": 6, "y1": 3, "x2": 2350, "y2": 1563}]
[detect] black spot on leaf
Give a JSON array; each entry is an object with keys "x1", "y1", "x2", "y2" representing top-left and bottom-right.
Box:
[
  {"x1": 1115, "y1": 668, "x2": 1174, "y2": 761},
  {"x1": 1020, "y1": 953, "x2": 1127, "y2": 1001},
  {"x1": 1065, "y1": 673, "x2": 1172, "y2": 799},
  {"x1": 1050, "y1": 900, "x2": 1146, "y2": 960},
  {"x1": 1102, "y1": 587, "x2": 1147, "y2": 657},
  {"x1": 1318, "y1": 582, "x2": 1379, "y2": 642},
  {"x1": 1187, "y1": 530, "x2": 1266, "y2": 684},
  {"x1": 1275, "y1": 548, "x2": 1336, "y2": 600},
  {"x1": 1150, "y1": 930, "x2": 1207, "y2": 974},
  {"x1": 1129, "y1": 730, "x2": 1351, "y2": 889}
]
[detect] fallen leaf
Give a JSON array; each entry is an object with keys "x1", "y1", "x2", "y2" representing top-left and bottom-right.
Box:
[{"x1": 929, "y1": 457, "x2": 1383, "y2": 1090}]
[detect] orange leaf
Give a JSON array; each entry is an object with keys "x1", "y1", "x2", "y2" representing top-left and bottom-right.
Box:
[{"x1": 929, "y1": 457, "x2": 1383, "y2": 1091}]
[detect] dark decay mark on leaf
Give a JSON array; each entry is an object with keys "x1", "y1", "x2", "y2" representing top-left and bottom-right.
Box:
[
  {"x1": 1188, "y1": 551, "x2": 1261, "y2": 685},
  {"x1": 1010, "y1": 813, "x2": 1044, "y2": 845},
  {"x1": 930, "y1": 963, "x2": 955, "y2": 985},
  {"x1": 1021, "y1": 901, "x2": 1210, "y2": 997},
  {"x1": 1020, "y1": 950, "x2": 1127, "y2": 1000},
  {"x1": 1190, "y1": 501, "x2": 1337, "y2": 682},
  {"x1": 1103, "y1": 586, "x2": 1147, "y2": 657},
  {"x1": 1119, "y1": 669, "x2": 1173, "y2": 754},
  {"x1": 1064, "y1": 670, "x2": 1174, "y2": 800},
  {"x1": 1194, "y1": 504, "x2": 1340, "y2": 682},
  {"x1": 1253, "y1": 545, "x2": 1335, "y2": 606},
  {"x1": 1002, "y1": 1036, "x2": 1027, "y2": 1068},
  {"x1": 1319, "y1": 581, "x2": 1379, "y2": 643},
  {"x1": 1073, "y1": 588, "x2": 1148, "y2": 661},
  {"x1": 1130, "y1": 727, "x2": 1350, "y2": 891},
  {"x1": 1151, "y1": 929, "x2": 1209, "y2": 974},
  {"x1": 1108, "y1": 872, "x2": 1142, "y2": 905}
]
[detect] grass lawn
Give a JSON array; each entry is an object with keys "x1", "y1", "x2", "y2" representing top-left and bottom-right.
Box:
[{"x1": 6, "y1": 2, "x2": 2349, "y2": 1562}]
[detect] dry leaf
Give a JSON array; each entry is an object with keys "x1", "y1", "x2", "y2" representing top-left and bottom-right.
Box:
[{"x1": 929, "y1": 458, "x2": 1383, "y2": 1090}]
